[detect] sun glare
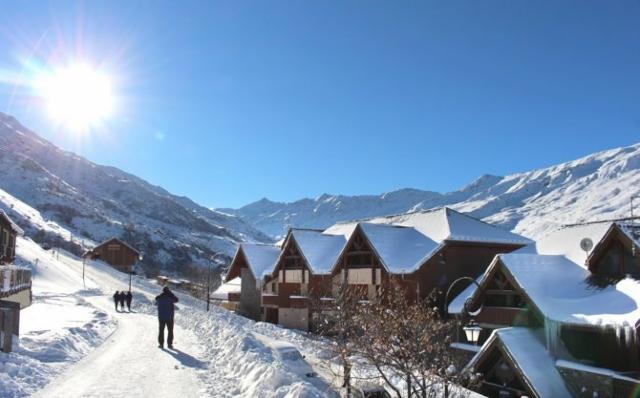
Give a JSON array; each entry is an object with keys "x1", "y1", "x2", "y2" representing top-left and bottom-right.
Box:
[{"x1": 35, "y1": 64, "x2": 115, "y2": 131}]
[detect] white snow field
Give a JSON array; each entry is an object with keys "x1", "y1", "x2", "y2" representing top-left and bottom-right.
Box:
[{"x1": 3, "y1": 237, "x2": 337, "y2": 398}]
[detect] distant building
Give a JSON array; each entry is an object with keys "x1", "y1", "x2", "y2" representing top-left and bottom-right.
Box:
[{"x1": 84, "y1": 237, "x2": 140, "y2": 273}]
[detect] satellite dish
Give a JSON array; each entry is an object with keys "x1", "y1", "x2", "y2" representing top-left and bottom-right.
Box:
[{"x1": 580, "y1": 238, "x2": 593, "y2": 253}]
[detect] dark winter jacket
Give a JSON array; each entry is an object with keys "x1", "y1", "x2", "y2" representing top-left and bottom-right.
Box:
[
  {"x1": 125, "y1": 291, "x2": 133, "y2": 304},
  {"x1": 113, "y1": 292, "x2": 120, "y2": 302},
  {"x1": 155, "y1": 289, "x2": 179, "y2": 321}
]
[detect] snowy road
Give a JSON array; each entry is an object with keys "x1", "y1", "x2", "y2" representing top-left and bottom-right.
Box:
[{"x1": 33, "y1": 256, "x2": 207, "y2": 398}]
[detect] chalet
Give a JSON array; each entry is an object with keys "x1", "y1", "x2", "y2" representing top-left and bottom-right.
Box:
[
  {"x1": 225, "y1": 243, "x2": 280, "y2": 320},
  {"x1": 262, "y1": 229, "x2": 346, "y2": 330},
  {"x1": 0, "y1": 210, "x2": 32, "y2": 352},
  {"x1": 85, "y1": 237, "x2": 140, "y2": 273},
  {"x1": 0, "y1": 210, "x2": 22, "y2": 264},
  {"x1": 448, "y1": 221, "x2": 640, "y2": 398},
  {"x1": 326, "y1": 207, "x2": 532, "y2": 310}
]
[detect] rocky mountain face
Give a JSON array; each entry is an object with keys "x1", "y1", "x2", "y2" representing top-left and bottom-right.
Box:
[
  {"x1": 222, "y1": 143, "x2": 640, "y2": 239},
  {"x1": 0, "y1": 112, "x2": 271, "y2": 277}
]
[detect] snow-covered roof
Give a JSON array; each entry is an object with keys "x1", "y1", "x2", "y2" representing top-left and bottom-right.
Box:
[
  {"x1": 93, "y1": 237, "x2": 140, "y2": 255},
  {"x1": 468, "y1": 328, "x2": 572, "y2": 397},
  {"x1": 497, "y1": 253, "x2": 640, "y2": 326},
  {"x1": 368, "y1": 207, "x2": 532, "y2": 245},
  {"x1": 325, "y1": 207, "x2": 530, "y2": 275},
  {"x1": 359, "y1": 223, "x2": 439, "y2": 273},
  {"x1": 290, "y1": 229, "x2": 346, "y2": 274},
  {"x1": 618, "y1": 222, "x2": 640, "y2": 248},
  {"x1": 241, "y1": 243, "x2": 280, "y2": 279},
  {"x1": 516, "y1": 221, "x2": 612, "y2": 265},
  {"x1": 0, "y1": 210, "x2": 23, "y2": 235},
  {"x1": 210, "y1": 277, "x2": 241, "y2": 301}
]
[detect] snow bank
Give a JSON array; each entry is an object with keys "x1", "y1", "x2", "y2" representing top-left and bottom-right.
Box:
[
  {"x1": 0, "y1": 238, "x2": 115, "y2": 397},
  {"x1": 82, "y1": 255, "x2": 338, "y2": 397}
]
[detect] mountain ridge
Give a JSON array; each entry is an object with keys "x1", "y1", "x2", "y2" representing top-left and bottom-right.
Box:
[
  {"x1": 221, "y1": 143, "x2": 640, "y2": 239},
  {"x1": 0, "y1": 112, "x2": 271, "y2": 277}
]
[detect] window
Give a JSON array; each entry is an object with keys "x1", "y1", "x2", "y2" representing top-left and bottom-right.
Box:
[{"x1": 108, "y1": 244, "x2": 121, "y2": 251}]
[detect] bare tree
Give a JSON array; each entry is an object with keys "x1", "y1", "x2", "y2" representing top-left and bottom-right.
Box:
[
  {"x1": 354, "y1": 282, "x2": 475, "y2": 398},
  {"x1": 312, "y1": 282, "x2": 365, "y2": 397}
]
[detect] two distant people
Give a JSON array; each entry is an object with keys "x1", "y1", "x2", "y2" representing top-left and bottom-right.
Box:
[
  {"x1": 155, "y1": 286, "x2": 179, "y2": 349},
  {"x1": 113, "y1": 290, "x2": 133, "y2": 312}
]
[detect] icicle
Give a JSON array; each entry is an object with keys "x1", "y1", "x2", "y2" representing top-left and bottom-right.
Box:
[{"x1": 544, "y1": 317, "x2": 561, "y2": 354}]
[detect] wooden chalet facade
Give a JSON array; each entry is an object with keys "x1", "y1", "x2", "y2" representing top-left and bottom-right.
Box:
[
  {"x1": 224, "y1": 243, "x2": 280, "y2": 321},
  {"x1": 0, "y1": 211, "x2": 32, "y2": 352},
  {"x1": 85, "y1": 237, "x2": 140, "y2": 273},
  {"x1": 0, "y1": 210, "x2": 21, "y2": 264},
  {"x1": 262, "y1": 229, "x2": 343, "y2": 330},
  {"x1": 327, "y1": 209, "x2": 530, "y2": 313},
  {"x1": 449, "y1": 221, "x2": 640, "y2": 398},
  {"x1": 257, "y1": 208, "x2": 529, "y2": 331}
]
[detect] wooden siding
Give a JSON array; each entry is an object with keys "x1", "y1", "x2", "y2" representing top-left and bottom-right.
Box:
[
  {"x1": 0, "y1": 216, "x2": 18, "y2": 264},
  {"x1": 411, "y1": 242, "x2": 524, "y2": 310}
]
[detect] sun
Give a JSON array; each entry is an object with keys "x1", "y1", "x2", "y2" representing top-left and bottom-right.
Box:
[{"x1": 35, "y1": 64, "x2": 115, "y2": 131}]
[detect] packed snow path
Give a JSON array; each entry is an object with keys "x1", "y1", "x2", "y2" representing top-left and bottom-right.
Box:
[{"x1": 33, "y1": 256, "x2": 207, "y2": 398}]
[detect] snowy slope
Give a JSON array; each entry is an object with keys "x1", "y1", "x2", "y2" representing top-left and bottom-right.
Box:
[
  {"x1": 2, "y1": 236, "x2": 337, "y2": 397},
  {"x1": 223, "y1": 143, "x2": 640, "y2": 239},
  {"x1": 0, "y1": 112, "x2": 272, "y2": 276}
]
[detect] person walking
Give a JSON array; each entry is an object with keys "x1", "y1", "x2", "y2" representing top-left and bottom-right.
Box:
[
  {"x1": 113, "y1": 291, "x2": 120, "y2": 311},
  {"x1": 155, "y1": 286, "x2": 178, "y2": 349},
  {"x1": 125, "y1": 291, "x2": 133, "y2": 311},
  {"x1": 119, "y1": 290, "x2": 126, "y2": 311}
]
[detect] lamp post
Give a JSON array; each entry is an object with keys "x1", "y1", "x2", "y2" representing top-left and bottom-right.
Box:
[
  {"x1": 130, "y1": 252, "x2": 144, "y2": 292},
  {"x1": 444, "y1": 276, "x2": 483, "y2": 345}
]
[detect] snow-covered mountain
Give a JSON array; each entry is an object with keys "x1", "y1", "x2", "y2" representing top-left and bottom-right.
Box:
[
  {"x1": 0, "y1": 112, "x2": 271, "y2": 276},
  {"x1": 222, "y1": 143, "x2": 640, "y2": 239}
]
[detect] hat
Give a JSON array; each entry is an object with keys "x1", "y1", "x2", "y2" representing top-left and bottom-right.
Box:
[{"x1": 162, "y1": 286, "x2": 170, "y2": 293}]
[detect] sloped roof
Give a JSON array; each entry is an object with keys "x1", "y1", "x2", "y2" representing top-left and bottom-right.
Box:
[
  {"x1": 291, "y1": 229, "x2": 346, "y2": 274},
  {"x1": 359, "y1": 223, "x2": 439, "y2": 273},
  {"x1": 94, "y1": 237, "x2": 140, "y2": 255},
  {"x1": 491, "y1": 253, "x2": 640, "y2": 326},
  {"x1": 241, "y1": 243, "x2": 281, "y2": 279},
  {"x1": 517, "y1": 221, "x2": 611, "y2": 265},
  {"x1": 450, "y1": 221, "x2": 614, "y2": 314},
  {"x1": 326, "y1": 207, "x2": 529, "y2": 275},
  {"x1": 210, "y1": 277, "x2": 240, "y2": 301},
  {"x1": 0, "y1": 210, "x2": 23, "y2": 235},
  {"x1": 368, "y1": 207, "x2": 532, "y2": 245},
  {"x1": 468, "y1": 328, "x2": 572, "y2": 398},
  {"x1": 618, "y1": 222, "x2": 640, "y2": 248}
]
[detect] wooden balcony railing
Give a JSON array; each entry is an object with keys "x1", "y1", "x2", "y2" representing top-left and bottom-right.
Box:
[{"x1": 0, "y1": 266, "x2": 31, "y2": 298}]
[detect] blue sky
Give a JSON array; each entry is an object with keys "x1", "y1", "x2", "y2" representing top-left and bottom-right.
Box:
[{"x1": 1, "y1": 1, "x2": 639, "y2": 208}]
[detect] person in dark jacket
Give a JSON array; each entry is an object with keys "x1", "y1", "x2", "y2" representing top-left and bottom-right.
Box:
[
  {"x1": 113, "y1": 291, "x2": 120, "y2": 311},
  {"x1": 119, "y1": 291, "x2": 126, "y2": 311},
  {"x1": 155, "y1": 286, "x2": 179, "y2": 348},
  {"x1": 125, "y1": 291, "x2": 133, "y2": 311}
]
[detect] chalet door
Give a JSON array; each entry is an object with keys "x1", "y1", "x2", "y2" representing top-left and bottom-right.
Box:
[{"x1": 265, "y1": 308, "x2": 278, "y2": 324}]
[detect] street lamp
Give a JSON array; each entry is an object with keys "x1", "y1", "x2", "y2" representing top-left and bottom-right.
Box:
[
  {"x1": 444, "y1": 276, "x2": 484, "y2": 345},
  {"x1": 463, "y1": 320, "x2": 482, "y2": 345}
]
